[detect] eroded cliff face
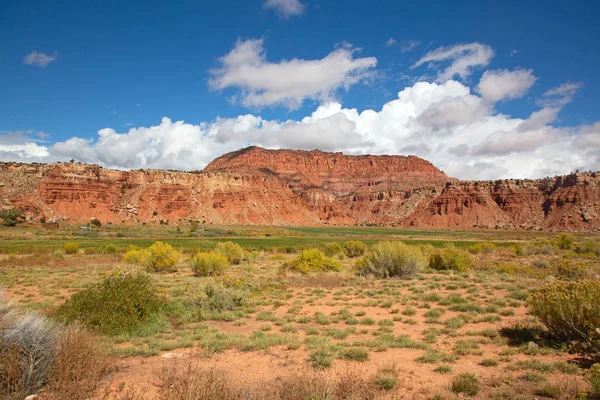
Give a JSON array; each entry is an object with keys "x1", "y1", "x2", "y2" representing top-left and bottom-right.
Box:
[
  {"x1": 0, "y1": 162, "x2": 321, "y2": 226},
  {"x1": 204, "y1": 146, "x2": 455, "y2": 194},
  {"x1": 1, "y1": 147, "x2": 599, "y2": 231}
]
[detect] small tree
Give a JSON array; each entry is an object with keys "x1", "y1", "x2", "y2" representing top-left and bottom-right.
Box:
[
  {"x1": 90, "y1": 218, "x2": 102, "y2": 228},
  {"x1": 0, "y1": 208, "x2": 25, "y2": 227}
]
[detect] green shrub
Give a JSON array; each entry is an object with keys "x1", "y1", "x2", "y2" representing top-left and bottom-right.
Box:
[
  {"x1": 104, "y1": 243, "x2": 117, "y2": 254},
  {"x1": 429, "y1": 248, "x2": 475, "y2": 272},
  {"x1": 214, "y1": 241, "x2": 245, "y2": 264},
  {"x1": 557, "y1": 233, "x2": 574, "y2": 250},
  {"x1": 343, "y1": 241, "x2": 367, "y2": 258},
  {"x1": 356, "y1": 241, "x2": 425, "y2": 278},
  {"x1": 57, "y1": 267, "x2": 166, "y2": 335},
  {"x1": 451, "y1": 373, "x2": 479, "y2": 396},
  {"x1": 324, "y1": 242, "x2": 344, "y2": 257},
  {"x1": 283, "y1": 249, "x2": 343, "y2": 274},
  {"x1": 0, "y1": 208, "x2": 24, "y2": 227},
  {"x1": 90, "y1": 218, "x2": 102, "y2": 228},
  {"x1": 528, "y1": 280, "x2": 600, "y2": 351},
  {"x1": 64, "y1": 242, "x2": 79, "y2": 254},
  {"x1": 123, "y1": 241, "x2": 181, "y2": 272},
  {"x1": 190, "y1": 252, "x2": 230, "y2": 277}
]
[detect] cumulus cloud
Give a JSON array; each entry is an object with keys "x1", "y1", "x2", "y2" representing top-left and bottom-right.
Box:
[
  {"x1": 413, "y1": 42, "x2": 494, "y2": 81},
  {"x1": 2, "y1": 41, "x2": 597, "y2": 181},
  {"x1": 2, "y1": 76, "x2": 596, "y2": 180},
  {"x1": 263, "y1": 0, "x2": 304, "y2": 18},
  {"x1": 477, "y1": 68, "x2": 537, "y2": 103},
  {"x1": 23, "y1": 51, "x2": 57, "y2": 67},
  {"x1": 208, "y1": 39, "x2": 377, "y2": 109}
]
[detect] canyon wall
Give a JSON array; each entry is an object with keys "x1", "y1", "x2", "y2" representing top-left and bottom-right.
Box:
[{"x1": 1, "y1": 146, "x2": 598, "y2": 231}]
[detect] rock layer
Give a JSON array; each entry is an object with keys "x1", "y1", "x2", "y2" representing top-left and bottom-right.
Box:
[{"x1": 1, "y1": 147, "x2": 599, "y2": 231}]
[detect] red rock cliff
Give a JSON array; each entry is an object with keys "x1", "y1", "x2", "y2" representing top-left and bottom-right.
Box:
[{"x1": 1, "y1": 147, "x2": 598, "y2": 231}]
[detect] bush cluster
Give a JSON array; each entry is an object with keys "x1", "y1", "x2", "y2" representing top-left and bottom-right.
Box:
[
  {"x1": 57, "y1": 267, "x2": 166, "y2": 335},
  {"x1": 1, "y1": 292, "x2": 111, "y2": 399},
  {"x1": 123, "y1": 241, "x2": 181, "y2": 272},
  {"x1": 215, "y1": 242, "x2": 245, "y2": 264},
  {"x1": 528, "y1": 280, "x2": 600, "y2": 351},
  {"x1": 190, "y1": 252, "x2": 230, "y2": 277},
  {"x1": 575, "y1": 240, "x2": 600, "y2": 257},
  {"x1": 283, "y1": 249, "x2": 343, "y2": 274},
  {"x1": 343, "y1": 241, "x2": 367, "y2": 258},
  {"x1": 428, "y1": 247, "x2": 475, "y2": 272},
  {"x1": 356, "y1": 241, "x2": 425, "y2": 278},
  {"x1": 467, "y1": 242, "x2": 496, "y2": 254}
]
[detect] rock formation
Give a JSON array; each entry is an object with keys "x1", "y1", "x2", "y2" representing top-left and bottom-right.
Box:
[{"x1": 1, "y1": 146, "x2": 598, "y2": 231}]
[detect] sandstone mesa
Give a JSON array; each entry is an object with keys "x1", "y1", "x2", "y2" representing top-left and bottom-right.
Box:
[{"x1": 1, "y1": 146, "x2": 598, "y2": 232}]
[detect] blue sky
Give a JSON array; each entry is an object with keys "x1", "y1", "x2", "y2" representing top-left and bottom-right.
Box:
[{"x1": 0, "y1": 0, "x2": 599, "y2": 179}]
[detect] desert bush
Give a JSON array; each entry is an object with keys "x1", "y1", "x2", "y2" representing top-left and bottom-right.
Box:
[
  {"x1": 283, "y1": 249, "x2": 343, "y2": 275},
  {"x1": 467, "y1": 242, "x2": 496, "y2": 254},
  {"x1": 555, "y1": 259, "x2": 589, "y2": 280},
  {"x1": 175, "y1": 281, "x2": 250, "y2": 322},
  {"x1": 190, "y1": 252, "x2": 230, "y2": 277},
  {"x1": 64, "y1": 242, "x2": 79, "y2": 255},
  {"x1": 324, "y1": 242, "x2": 344, "y2": 257},
  {"x1": 1, "y1": 294, "x2": 59, "y2": 397},
  {"x1": 528, "y1": 280, "x2": 600, "y2": 351},
  {"x1": 451, "y1": 373, "x2": 480, "y2": 396},
  {"x1": 57, "y1": 268, "x2": 166, "y2": 335},
  {"x1": 47, "y1": 326, "x2": 112, "y2": 400},
  {"x1": 123, "y1": 241, "x2": 181, "y2": 272},
  {"x1": 89, "y1": 218, "x2": 102, "y2": 228},
  {"x1": 585, "y1": 363, "x2": 600, "y2": 397},
  {"x1": 158, "y1": 363, "x2": 388, "y2": 400},
  {"x1": 429, "y1": 247, "x2": 475, "y2": 272},
  {"x1": 343, "y1": 241, "x2": 367, "y2": 258},
  {"x1": 0, "y1": 208, "x2": 24, "y2": 227},
  {"x1": 575, "y1": 240, "x2": 600, "y2": 257},
  {"x1": 104, "y1": 243, "x2": 117, "y2": 254},
  {"x1": 1, "y1": 291, "x2": 108, "y2": 399},
  {"x1": 557, "y1": 233, "x2": 575, "y2": 250},
  {"x1": 215, "y1": 242, "x2": 245, "y2": 264},
  {"x1": 356, "y1": 241, "x2": 425, "y2": 278}
]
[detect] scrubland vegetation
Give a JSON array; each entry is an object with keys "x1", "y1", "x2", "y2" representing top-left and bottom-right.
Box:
[{"x1": 0, "y1": 224, "x2": 599, "y2": 399}]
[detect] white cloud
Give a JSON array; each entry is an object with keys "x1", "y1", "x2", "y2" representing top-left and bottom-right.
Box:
[
  {"x1": 385, "y1": 38, "x2": 420, "y2": 52},
  {"x1": 541, "y1": 82, "x2": 583, "y2": 106},
  {"x1": 400, "y1": 39, "x2": 421, "y2": 53},
  {"x1": 1, "y1": 76, "x2": 595, "y2": 180},
  {"x1": 477, "y1": 68, "x2": 537, "y2": 103},
  {"x1": 2, "y1": 41, "x2": 597, "y2": 181},
  {"x1": 23, "y1": 51, "x2": 57, "y2": 67},
  {"x1": 413, "y1": 42, "x2": 494, "y2": 81},
  {"x1": 263, "y1": 0, "x2": 304, "y2": 18},
  {"x1": 209, "y1": 39, "x2": 377, "y2": 109}
]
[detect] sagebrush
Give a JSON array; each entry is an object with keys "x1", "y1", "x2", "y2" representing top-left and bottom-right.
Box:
[
  {"x1": 283, "y1": 249, "x2": 343, "y2": 274},
  {"x1": 528, "y1": 280, "x2": 600, "y2": 351},
  {"x1": 356, "y1": 241, "x2": 425, "y2": 278}
]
